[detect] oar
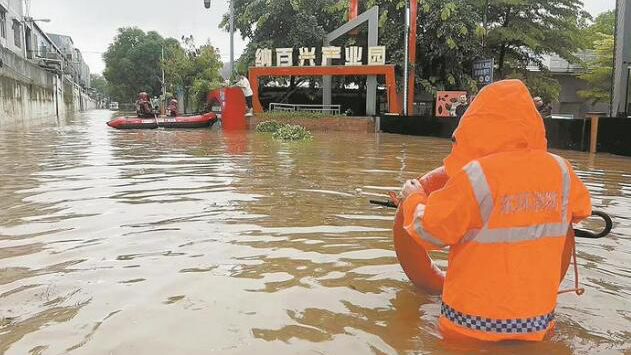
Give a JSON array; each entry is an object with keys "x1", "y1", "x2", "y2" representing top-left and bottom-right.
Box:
[{"x1": 369, "y1": 200, "x2": 613, "y2": 240}]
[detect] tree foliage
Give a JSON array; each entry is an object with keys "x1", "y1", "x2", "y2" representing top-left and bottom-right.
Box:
[
  {"x1": 576, "y1": 10, "x2": 615, "y2": 105},
  {"x1": 90, "y1": 74, "x2": 108, "y2": 97},
  {"x1": 583, "y1": 10, "x2": 615, "y2": 46},
  {"x1": 103, "y1": 28, "x2": 165, "y2": 103},
  {"x1": 103, "y1": 28, "x2": 223, "y2": 110},
  {"x1": 223, "y1": 0, "x2": 591, "y2": 102},
  {"x1": 578, "y1": 35, "x2": 614, "y2": 105},
  {"x1": 163, "y1": 36, "x2": 224, "y2": 110}
]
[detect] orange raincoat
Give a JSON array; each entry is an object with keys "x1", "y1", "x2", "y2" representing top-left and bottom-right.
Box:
[{"x1": 400, "y1": 80, "x2": 592, "y2": 341}]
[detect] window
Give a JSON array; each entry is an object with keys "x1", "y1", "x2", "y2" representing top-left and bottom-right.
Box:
[
  {"x1": 0, "y1": 7, "x2": 6, "y2": 39},
  {"x1": 13, "y1": 20, "x2": 21, "y2": 48}
]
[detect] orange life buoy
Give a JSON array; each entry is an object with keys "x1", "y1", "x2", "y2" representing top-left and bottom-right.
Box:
[
  {"x1": 418, "y1": 166, "x2": 450, "y2": 195},
  {"x1": 393, "y1": 167, "x2": 449, "y2": 295}
]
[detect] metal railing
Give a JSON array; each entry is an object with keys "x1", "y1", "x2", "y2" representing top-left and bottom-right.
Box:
[{"x1": 269, "y1": 103, "x2": 342, "y2": 115}]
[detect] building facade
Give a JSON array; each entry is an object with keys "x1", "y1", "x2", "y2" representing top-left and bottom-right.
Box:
[
  {"x1": 528, "y1": 52, "x2": 609, "y2": 120},
  {"x1": 0, "y1": 0, "x2": 26, "y2": 58},
  {"x1": 1, "y1": 0, "x2": 96, "y2": 122}
]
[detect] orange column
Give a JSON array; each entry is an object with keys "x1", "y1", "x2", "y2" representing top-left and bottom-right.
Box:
[
  {"x1": 407, "y1": 0, "x2": 417, "y2": 115},
  {"x1": 587, "y1": 113, "x2": 604, "y2": 154},
  {"x1": 349, "y1": 0, "x2": 359, "y2": 20},
  {"x1": 248, "y1": 69, "x2": 263, "y2": 113}
]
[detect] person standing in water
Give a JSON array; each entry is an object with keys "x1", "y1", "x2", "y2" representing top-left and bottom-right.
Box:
[
  {"x1": 534, "y1": 96, "x2": 552, "y2": 118},
  {"x1": 397, "y1": 80, "x2": 591, "y2": 341},
  {"x1": 236, "y1": 74, "x2": 254, "y2": 116}
]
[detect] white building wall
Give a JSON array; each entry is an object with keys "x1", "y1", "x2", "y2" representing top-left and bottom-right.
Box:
[{"x1": 0, "y1": 0, "x2": 26, "y2": 58}]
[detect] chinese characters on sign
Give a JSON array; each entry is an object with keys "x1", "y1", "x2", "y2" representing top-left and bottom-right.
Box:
[
  {"x1": 255, "y1": 48, "x2": 273, "y2": 67},
  {"x1": 255, "y1": 46, "x2": 387, "y2": 67},
  {"x1": 473, "y1": 58, "x2": 494, "y2": 85}
]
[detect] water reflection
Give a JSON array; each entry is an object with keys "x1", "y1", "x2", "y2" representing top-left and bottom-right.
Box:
[{"x1": 0, "y1": 110, "x2": 629, "y2": 354}]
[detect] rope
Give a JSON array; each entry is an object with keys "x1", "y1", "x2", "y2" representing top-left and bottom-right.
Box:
[{"x1": 558, "y1": 240, "x2": 585, "y2": 296}]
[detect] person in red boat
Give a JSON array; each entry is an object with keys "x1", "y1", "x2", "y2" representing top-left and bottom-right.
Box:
[
  {"x1": 136, "y1": 92, "x2": 154, "y2": 118},
  {"x1": 167, "y1": 99, "x2": 179, "y2": 117}
]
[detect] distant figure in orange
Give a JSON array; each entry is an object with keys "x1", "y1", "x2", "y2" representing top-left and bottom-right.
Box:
[{"x1": 396, "y1": 80, "x2": 591, "y2": 341}]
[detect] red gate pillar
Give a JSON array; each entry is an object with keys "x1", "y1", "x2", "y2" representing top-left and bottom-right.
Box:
[
  {"x1": 407, "y1": 0, "x2": 418, "y2": 115},
  {"x1": 208, "y1": 87, "x2": 247, "y2": 131}
]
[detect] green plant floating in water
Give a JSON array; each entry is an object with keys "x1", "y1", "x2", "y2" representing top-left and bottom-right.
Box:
[
  {"x1": 255, "y1": 120, "x2": 283, "y2": 133},
  {"x1": 272, "y1": 124, "x2": 313, "y2": 141}
]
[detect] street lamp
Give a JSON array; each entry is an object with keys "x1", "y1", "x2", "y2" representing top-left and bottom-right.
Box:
[
  {"x1": 203, "y1": 0, "x2": 235, "y2": 79},
  {"x1": 23, "y1": 17, "x2": 51, "y2": 23}
]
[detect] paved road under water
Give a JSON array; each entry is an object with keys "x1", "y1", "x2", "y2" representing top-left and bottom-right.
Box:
[{"x1": 0, "y1": 110, "x2": 629, "y2": 355}]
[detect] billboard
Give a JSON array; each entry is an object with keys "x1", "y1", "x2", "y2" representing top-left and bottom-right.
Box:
[{"x1": 435, "y1": 91, "x2": 467, "y2": 118}]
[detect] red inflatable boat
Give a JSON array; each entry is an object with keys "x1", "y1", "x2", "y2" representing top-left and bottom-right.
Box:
[{"x1": 107, "y1": 112, "x2": 218, "y2": 130}]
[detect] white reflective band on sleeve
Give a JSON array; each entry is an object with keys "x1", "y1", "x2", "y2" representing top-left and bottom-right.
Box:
[
  {"x1": 549, "y1": 154, "x2": 569, "y2": 224},
  {"x1": 462, "y1": 156, "x2": 571, "y2": 244},
  {"x1": 464, "y1": 161, "x2": 493, "y2": 222},
  {"x1": 411, "y1": 204, "x2": 447, "y2": 247}
]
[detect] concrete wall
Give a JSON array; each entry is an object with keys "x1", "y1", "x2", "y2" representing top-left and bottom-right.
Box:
[
  {"x1": 552, "y1": 74, "x2": 609, "y2": 119},
  {"x1": 0, "y1": 46, "x2": 95, "y2": 124}
]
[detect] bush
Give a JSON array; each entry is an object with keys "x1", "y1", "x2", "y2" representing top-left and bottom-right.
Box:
[
  {"x1": 255, "y1": 120, "x2": 283, "y2": 133},
  {"x1": 272, "y1": 124, "x2": 313, "y2": 141}
]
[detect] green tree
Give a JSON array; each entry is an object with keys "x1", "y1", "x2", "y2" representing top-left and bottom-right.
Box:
[
  {"x1": 104, "y1": 28, "x2": 223, "y2": 110},
  {"x1": 163, "y1": 36, "x2": 224, "y2": 111},
  {"x1": 578, "y1": 34, "x2": 614, "y2": 105},
  {"x1": 576, "y1": 10, "x2": 615, "y2": 105},
  {"x1": 223, "y1": 0, "x2": 342, "y2": 76},
  {"x1": 90, "y1": 74, "x2": 109, "y2": 97},
  {"x1": 103, "y1": 27, "x2": 166, "y2": 103},
  {"x1": 583, "y1": 10, "x2": 615, "y2": 46},
  {"x1": 223, "y1": 0, "x2": 590, "y2": 102},
  {"x1": 480, "y1": 0, "x2": 590, "y2": 77}
]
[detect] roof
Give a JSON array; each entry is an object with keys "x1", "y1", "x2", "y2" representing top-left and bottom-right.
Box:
[{"x1": 527, "y1": 51, "x2": 596, "y2": 74}]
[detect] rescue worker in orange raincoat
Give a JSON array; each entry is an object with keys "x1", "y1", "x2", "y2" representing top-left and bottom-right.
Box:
[{"x1": 397, "y1": 80, "x2": 592, "y2": 341}]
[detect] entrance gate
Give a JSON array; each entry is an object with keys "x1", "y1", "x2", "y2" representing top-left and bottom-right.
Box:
[{"x1": 248, "y1": 64, "x2": 400, "y2": 114}]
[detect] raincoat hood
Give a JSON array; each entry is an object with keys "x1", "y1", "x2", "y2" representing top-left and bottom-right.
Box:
[{"x1": 444, "y1": 80, "x2": 548, "y2": 177}]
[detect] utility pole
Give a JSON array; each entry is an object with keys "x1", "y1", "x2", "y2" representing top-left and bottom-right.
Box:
[
  {"x1": 161, "y1": 46, "x2": 166, "y2": 114},
  {"x1": 229, "y1": 0, "x2": 235, "y2": 78},
  {"x1": 403, "y1": 3, "x2": 410, "y2": 116},
  {"x1": 204, "y1": 0, "x2": 235, "y2": 78},
  {"x1": 483, "y1": 0, "x2": 489, "y2": 49}
]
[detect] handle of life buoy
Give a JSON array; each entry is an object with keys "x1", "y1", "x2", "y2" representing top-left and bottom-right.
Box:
[
  {"x1": 370, "y1": 200, "x2": 613, "y2": 240},
  {"x1": 573, "y1": 210, "x2": 613, "y2": 239}
]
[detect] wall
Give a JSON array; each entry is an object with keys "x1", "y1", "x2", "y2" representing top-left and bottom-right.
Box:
[
  {"x1": 0, "y1": 46, "x2": 95, "y2": 124},
  {"x1": 380, "y1": 115, "x2": 631, "y2": 157},
  {"x1": 552, "y1": 74, "x2": 609, "y2": 119}
]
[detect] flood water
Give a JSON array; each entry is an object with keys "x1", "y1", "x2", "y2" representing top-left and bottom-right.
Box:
[{"x1": 1, "y1": 110, "x2": 630, "y2": 355}]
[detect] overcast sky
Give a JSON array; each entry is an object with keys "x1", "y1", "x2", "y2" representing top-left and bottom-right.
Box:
[{"x1": 31, "y1": 0, "x2": 615, "y2": 75}]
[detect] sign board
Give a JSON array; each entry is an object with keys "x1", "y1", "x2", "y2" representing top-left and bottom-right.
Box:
[
  {"x1": 473, "y1": 58, "x2": 494, "y2": 85},
  {"x1": 436, "y1": 91, "x2": 467, "y2": 118},
  {"x1": 255, "y1": 46, "x2": 387, "y2": 67}
]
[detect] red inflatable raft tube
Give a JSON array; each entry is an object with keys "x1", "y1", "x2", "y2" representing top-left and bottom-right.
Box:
[{"x1": 107, "y1": 112, "x2": 218, "y2": 130}]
